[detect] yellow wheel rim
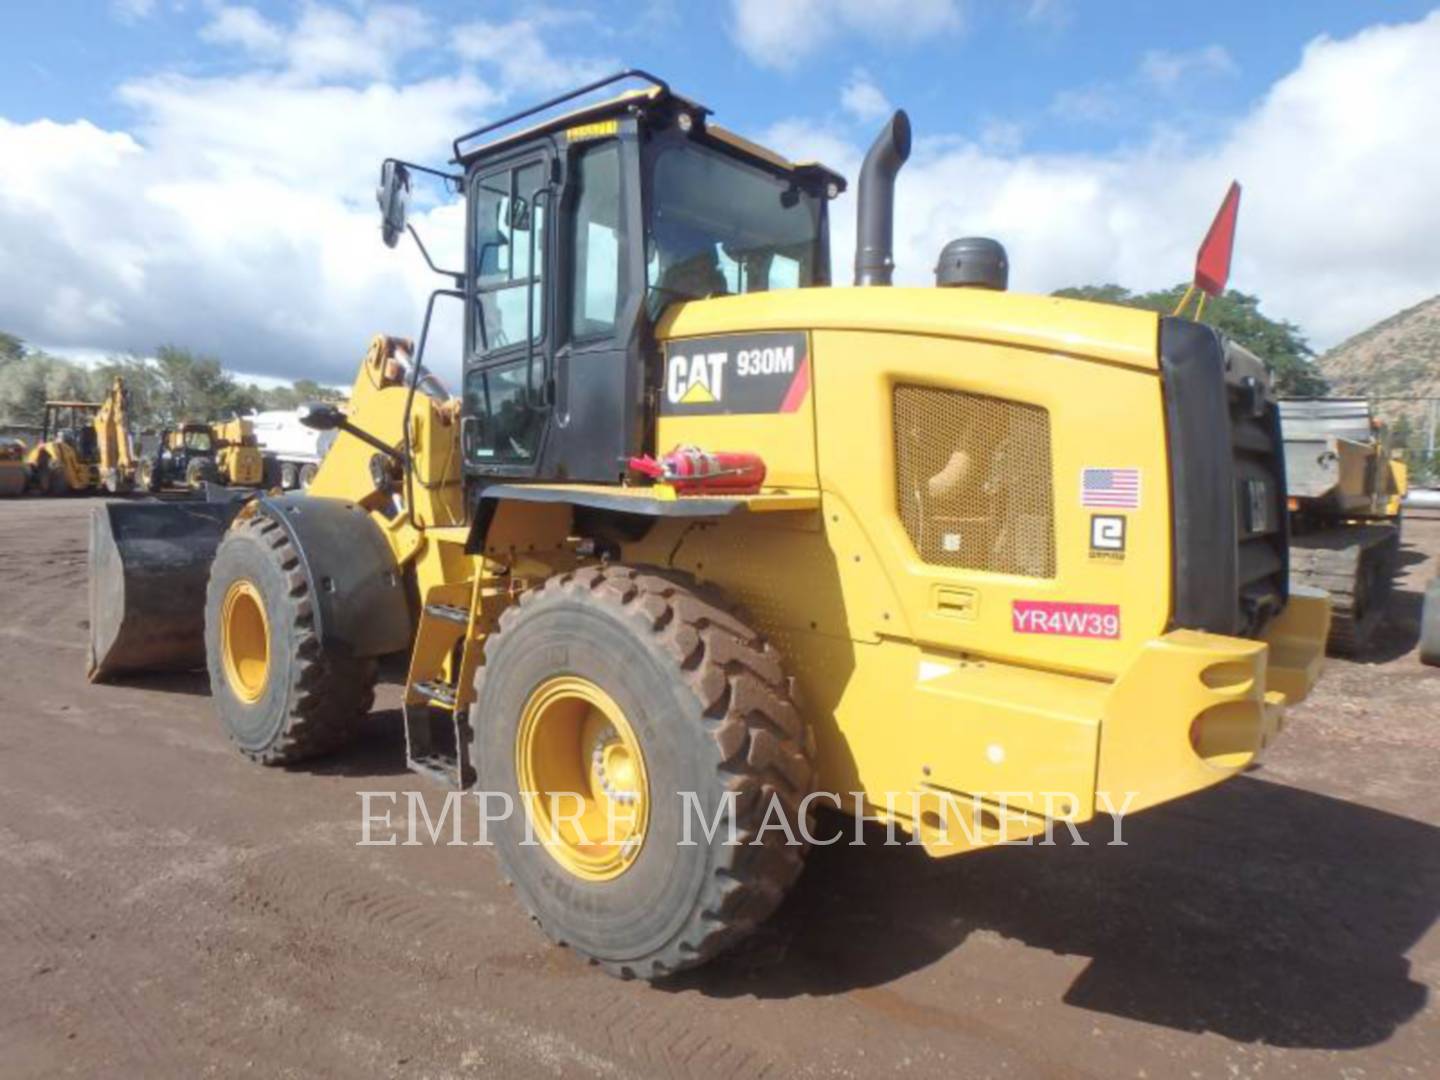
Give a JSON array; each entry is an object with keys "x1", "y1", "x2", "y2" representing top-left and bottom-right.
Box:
[
  {"x1": 516, "y1": 676, "x2": 649, "y2": 881},
  {"x1": 220, "y1": 580, "x2": 270, "y2": 704}
]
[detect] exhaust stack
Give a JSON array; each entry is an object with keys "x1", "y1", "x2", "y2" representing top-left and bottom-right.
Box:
[{"x1": 853, "y1": 110, "x2": 912, "y2": 287}]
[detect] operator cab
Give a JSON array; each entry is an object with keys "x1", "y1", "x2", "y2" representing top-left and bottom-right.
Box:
[{"x1": 382, "y1": 71, "x2": 844, "y2": 485}]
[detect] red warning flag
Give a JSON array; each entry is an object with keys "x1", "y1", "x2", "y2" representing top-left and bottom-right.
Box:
[{"x1": 1194, "y1": 181, "x2": 1241, "y2": 296}]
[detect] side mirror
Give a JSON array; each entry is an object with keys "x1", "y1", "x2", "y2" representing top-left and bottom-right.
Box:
[
  {"x1": 377, "y1": 160, "x2": 411, "y2": 249},
  {"x1": 298, "y1": 402, "x2": 345, "y2": 431}
]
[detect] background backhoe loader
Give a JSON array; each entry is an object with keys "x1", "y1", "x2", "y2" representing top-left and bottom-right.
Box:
[
  {"x1": 88, "y1": 71, "x2": 1330, "y2": 979},
  {"x1": 24, "y1": 376, "x2": 135, "y2": 495}
]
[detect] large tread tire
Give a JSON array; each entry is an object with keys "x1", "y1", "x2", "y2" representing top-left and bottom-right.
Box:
[
  {"x1": 46, "y1": 463, "x2": 73, "y2": 497},
  {"x1": 137, "y1": 458, "x2": 159, "y2": 492},
  {"x1": 204, "y1": 512, "x2": 376, "y2": 764},
  {"x1": 186, "y1": 457, "x2": 220, "y2": 490},
  {"x1": 1421, "y1": 578, "x2": 1440, "y2": 668},
  {"x1": 471, "y1": 564, "x2": 815, "y2": 979}
]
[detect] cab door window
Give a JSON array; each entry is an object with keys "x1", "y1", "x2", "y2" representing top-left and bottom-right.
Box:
[
  {"x1": 473, "y1": 160, "x2": 547, "y2": 354},
  {"x1": 467, "y1": 157, "x2": 549, "y2": 466}
]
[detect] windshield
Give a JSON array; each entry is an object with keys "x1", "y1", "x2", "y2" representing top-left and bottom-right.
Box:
[{"x1": 647, "y1": 141, "x2": 822, "y2": 312}]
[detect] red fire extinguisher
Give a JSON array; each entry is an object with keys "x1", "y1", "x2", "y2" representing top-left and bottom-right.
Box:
[{"x1": 628, "y1": 446, "x2": 767, "y2": 494}]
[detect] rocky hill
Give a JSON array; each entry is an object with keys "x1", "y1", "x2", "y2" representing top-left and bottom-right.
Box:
[{"x1": 1318, "y1": 294, "x2": 1440, "y2": 432}]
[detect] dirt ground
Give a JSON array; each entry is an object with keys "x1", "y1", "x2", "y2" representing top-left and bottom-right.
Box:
[{"x1": 2, "y1": 498, "x2": 1437, "y2": 1079}]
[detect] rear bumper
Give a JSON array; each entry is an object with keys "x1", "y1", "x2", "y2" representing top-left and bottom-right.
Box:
[
  {"x1": 1094, "y1": 587, "x2": 1330, "y2": 817},
  {"x1": 909, "y1": 589, "x2": 1330, "y2": 855}
]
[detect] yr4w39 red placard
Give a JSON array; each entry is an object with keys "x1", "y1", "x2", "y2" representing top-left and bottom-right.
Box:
[{"x1": 1012, "y1": 601, "x2": 1121, "y2": 639}]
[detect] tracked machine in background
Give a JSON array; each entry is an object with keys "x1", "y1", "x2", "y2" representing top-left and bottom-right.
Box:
[
  {"x1": 87, "y1": 71, "x2": 1330, "y2": 979},
  {"x1": 1280, "y1": 399, "x2": 1407, "y2": 655}
]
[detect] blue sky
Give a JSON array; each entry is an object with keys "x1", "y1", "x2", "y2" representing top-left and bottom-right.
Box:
[
  {"x1": 6, "y1": 1, "x2": 1431, "y2": 155},
  {"x1": 2, "y1": 2, "x2": 1439, "y2": 383}
]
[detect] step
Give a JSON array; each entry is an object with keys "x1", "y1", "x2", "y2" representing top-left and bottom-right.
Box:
[
  {"x1": 423, "y1": 603, "x2": 470, "y2": 626},
  {"x1": 414, "y1": 679, "x2": 457, "y2": 708}
]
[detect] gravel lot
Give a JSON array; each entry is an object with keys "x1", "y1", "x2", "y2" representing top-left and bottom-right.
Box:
[{"x1": 2, "y1": 497, "x2": 1436, "y2": 1078}]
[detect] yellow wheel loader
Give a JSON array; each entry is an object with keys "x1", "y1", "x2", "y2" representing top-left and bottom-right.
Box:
[
  {"x1": 22, "y1": 376, "x2": 136, "y2": 495},
  {"x1": 88, "y1": 72, "x2": 1330, "y2": 978}
]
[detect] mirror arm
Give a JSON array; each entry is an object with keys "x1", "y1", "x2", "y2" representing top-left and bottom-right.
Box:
[
  {"x1": 384, "y1": 157, "x2": 462, "y2": 192},
  {"x1": 335, "y1": 418, "x2": 405, "y2": 463},
  {"x1": 406, "y1": 224, "x2": 464, "y2": 287}
]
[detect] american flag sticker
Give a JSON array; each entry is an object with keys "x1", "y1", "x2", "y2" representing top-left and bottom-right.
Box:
[{"x1": 1080, "y1": 467, "x2": 1141, "y2": 509}]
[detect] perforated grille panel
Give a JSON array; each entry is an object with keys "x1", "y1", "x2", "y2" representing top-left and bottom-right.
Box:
[{"x1": 894, "y1": 385, "x2": 1057, "y2": 578}]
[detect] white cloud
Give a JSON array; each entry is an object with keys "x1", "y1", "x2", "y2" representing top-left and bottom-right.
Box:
[
  {"x1": 730, "y1": 0, "x2": 962, "y2": 70},
  {"x1": 1051, "y1": 43, "x2": 1237, "y2": 126},
  {"x1": 198, "y1": 3, "x2": 434, "y2": 83},
  {"x1": 0, "y1": 2, "x2": 605, "y2": 387},
  {"x1": 840, "y1": 70, "x2": 891, "y2": 124},
  {"x1": 111, "y1": 0, "x2": 158, "y2": 22},
  {"x1": 200, "y1": 6, "x2": 286, "y2": 55},
  {"x1": 452, "y1": 12, "x2": 615, "y2": 93},
  {"x1": 1017, "y1": 0, "x2": 1070, "y2": 30},
  {"x1": 1140, "y1": 45, "x2": 1238, "y2": 90},
  {"x1": 1049, "y1": 85, "x2": 1124, "y2": 124},
  {"x1": 773, "y1": 11, "x2": 1440, "y2": 349},
  {"x1": 3, "y1": 4, "x2": 1439, "y2": 393}
]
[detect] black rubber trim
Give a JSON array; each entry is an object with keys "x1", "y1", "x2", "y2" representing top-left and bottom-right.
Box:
[
  {"x1": 255, "y1": 494, "x2": 413, "y2": 658},
  {"x1": 1159, "y1": 318, "x2": 1241, "y2": 635},
  {"x1": 483, "y1": 483, "x2": 745, "y2": 517},
  {"x1": 467, "y1": 484, "x2": 746, "y2": 554}
]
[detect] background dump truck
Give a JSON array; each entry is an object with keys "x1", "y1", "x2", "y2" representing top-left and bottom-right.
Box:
[
  {"x1": 87, "y1": 71, "x2": 1329, "y2": 980},
  {"x1": 1280, "y1": 398, "x2": 1407, "y2": 655},
  {"x1": 248, "y1": 408, "x2": 328, "y2": 489}
]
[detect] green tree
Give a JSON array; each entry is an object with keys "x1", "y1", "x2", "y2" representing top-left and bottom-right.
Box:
[
  {"x1": 1052, "y1": 283, "x2": 1329, "y2": 396},
  {"x1": 0, "y1": 331, "x2": 24, "y2": 367}
]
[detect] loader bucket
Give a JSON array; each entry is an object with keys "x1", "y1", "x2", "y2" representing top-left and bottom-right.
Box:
[{"x1": 87, "y1": 501, "x2": 245, "y2": 682}]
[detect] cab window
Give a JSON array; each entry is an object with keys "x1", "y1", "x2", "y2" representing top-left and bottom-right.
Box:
[
  {"x1": 473, "y1": 160, "x2": 547, "y2": 355},
  {"x1": 567, "y1": 141, "x2": 622, "y2": 340}
]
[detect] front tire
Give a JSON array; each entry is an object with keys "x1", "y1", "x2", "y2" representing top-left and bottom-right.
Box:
[
  {"x1": 46, "y1": 463, "x2": 72, "y2": 496},
  {"x1": 204, "y1": 513, "x2": 376, "y2": 763},
  {"x1": 186, "y1": 458, "x2": 219, "y2": 489},
  {"x1": 472, "y1": 565, "x2": 815, "y2": 979}
]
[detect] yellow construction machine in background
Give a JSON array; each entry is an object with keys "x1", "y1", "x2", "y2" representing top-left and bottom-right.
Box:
[
  {"x1": 0, "y1": 438, "x2": 26, "y2": 497},
  {"x1": 88, "y1": 71, "x2": 1331, "y2": 980},
  {"x1": 137, "y1": 417, "x2": 265, "y2": 491},
  {"x1": 1280, "y1": 399, "x2": 1408, "y2": 654},
  {"x1": 22, "y1": 376, "x2": 136, "y2": 495}
]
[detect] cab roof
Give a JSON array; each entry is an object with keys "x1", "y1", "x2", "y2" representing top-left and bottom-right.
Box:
[{"x1": 452, "y1": 69, "x2": 845, "y2": 193}]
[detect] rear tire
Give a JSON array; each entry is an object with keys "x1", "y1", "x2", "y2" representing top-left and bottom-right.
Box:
[
  {"x1": 46, "y1": 464, "x2": 72, "y2": 497},
  {"x1": 204, "y1": 513, "x2": 376, "y2": 764},
  {"x1": 1421, "y1": 578, "x2": 1440, "y2": 668},
  {"x1": 471, "y1": 565, "x2": 815, "y2": 979}
]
